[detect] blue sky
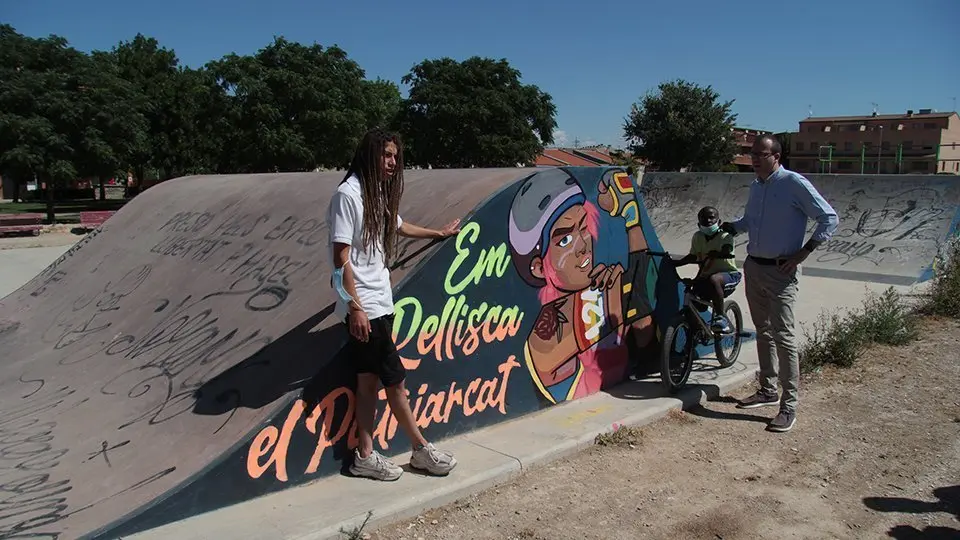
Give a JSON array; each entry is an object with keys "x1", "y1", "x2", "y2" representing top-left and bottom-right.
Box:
[{"x1": 6, "y1": 0, "x2": 958, "y2": 148}]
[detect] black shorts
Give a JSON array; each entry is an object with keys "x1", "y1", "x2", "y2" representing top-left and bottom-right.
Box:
[
  {"x1": 345, "y1": 313, "x2": 406, "y2": 387},
  {"x1": 623, "y1": 250, "x2": 654, "y2": 323}
]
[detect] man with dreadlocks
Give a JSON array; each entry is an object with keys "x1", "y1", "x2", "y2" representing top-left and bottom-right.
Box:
[{"x1": 327, "y1": 128, "x2": 462, "y2": 481}]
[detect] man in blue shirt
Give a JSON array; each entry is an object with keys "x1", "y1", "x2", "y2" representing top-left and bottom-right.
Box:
[{"x1": 721, "y1": 134, "x2": 839, "y2": 433}]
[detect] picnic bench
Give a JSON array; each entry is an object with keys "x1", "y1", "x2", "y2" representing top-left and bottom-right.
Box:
[
  {"x1": 0, "y1": 213, "x2": 43, "y2": 237},
  {"x1": 79, "y1": 210, "x2": 116, "y2": 230}
]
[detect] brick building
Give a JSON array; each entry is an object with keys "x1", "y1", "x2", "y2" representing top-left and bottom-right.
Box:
[{"x1": 789, "y1": 109, "x2": 960, "y2": 175}]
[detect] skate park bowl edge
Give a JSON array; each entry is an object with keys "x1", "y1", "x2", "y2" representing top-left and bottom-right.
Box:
[
  {"x1": 0, "y1": 166, "x2": 698, "y2": 539},
  {"x1": 1, "y1": 167, "x2": 955, "y2": 539}
]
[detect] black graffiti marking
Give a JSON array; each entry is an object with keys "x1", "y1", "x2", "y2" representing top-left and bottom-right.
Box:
[
  {"x1": 18, "y1": 376, "x2": 44, "y2": 399},
  {"x1": 815, "y1": 240, "x2": 882, "y2": 267},
  {"x1": 0, "y1": 385, "x2": 75, "y2": 540},
  {"x1": 211, "y1": 212, "x2": 270, "y2": 238},
  {"x1": 84, "y1": 440, "x2": 130, "y2": 467},
  {"x1": 36, "y1": 228, "x2": 100, "y2": 280},
  {"x1": 213, "y1": 243, "x2": 312, "y2": 311},
  {"x1": 263, "y1": 215, "x2": 327, "y2": 246},
  {"x1": 91, "y1": 290, "x2": 272, "y2": 432},
  {"x1": 149, "y1": 235, "x2": 233, "y2": 263},
  {"x1": 45, "y1": 265, "x2": 152, "y2": 359},
  {"x1": 29, "y1": 270, "x2": 67, "y2": 298},
  {"x1": 245, "y1": 285, "x2": 289, "y2": 312},
  {"x1": 157, "y1": 211, "x2": 216, "y2": 234}
]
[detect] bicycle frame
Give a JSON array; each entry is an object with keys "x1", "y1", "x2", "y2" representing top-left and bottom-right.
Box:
[{"x1": 644, "y1": 250, "x2": 723, "y2": 341}]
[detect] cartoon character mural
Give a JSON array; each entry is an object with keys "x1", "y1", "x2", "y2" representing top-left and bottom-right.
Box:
[{"x1": 507, "y1": 168, "x2": 658, "y2": 403}]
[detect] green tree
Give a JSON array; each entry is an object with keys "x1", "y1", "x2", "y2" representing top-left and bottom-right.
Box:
[
  {"x1": 623, "y1": 79, "x2": 738, "y2": 171},
  {"x1": 73, "y1": 50, "x2": 149, "y2": 200},
  {"x1": 208, "y1": 37, "x2": 396, "y2": 173},
  {"x1": 0, "y1": 26, "x2": 87, "y2": 219},
  {"x1": 399, "y1": 57, "x2": 557, "y2": 168}
]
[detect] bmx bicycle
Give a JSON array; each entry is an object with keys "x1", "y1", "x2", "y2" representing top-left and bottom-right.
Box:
[{"x1": 644, "y1": 250, "x2": 746, "y2": 394}]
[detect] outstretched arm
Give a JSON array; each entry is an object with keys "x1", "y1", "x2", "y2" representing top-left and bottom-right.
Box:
[{"x1": 398, "y1": 218, "x2": 462, "y2": 240}]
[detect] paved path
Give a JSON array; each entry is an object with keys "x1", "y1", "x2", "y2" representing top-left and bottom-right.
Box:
[{"x1": 0, "y1": 244, "x2": 72, "y2": 298}]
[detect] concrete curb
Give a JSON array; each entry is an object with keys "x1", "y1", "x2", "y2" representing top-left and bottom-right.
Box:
[{"x1": 305, "y1": 365, "x2": 759, "y2": 540}]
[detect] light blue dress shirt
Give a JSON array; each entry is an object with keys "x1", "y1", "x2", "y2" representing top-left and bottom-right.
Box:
[{"x1": 730, "y1": 166, "x2": 839, "y2": 259}]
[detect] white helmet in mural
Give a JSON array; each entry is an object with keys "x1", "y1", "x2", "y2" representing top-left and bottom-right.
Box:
[{"x1": 507, "y1": 168, "x2": 586, "y2": 288}]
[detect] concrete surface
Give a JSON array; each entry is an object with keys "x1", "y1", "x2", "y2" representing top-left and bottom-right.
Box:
[
  {"x1": 2, "y1": 242, "x2": 904, "y2": 539},
  {"x1": 123, "y1": 270, "x2": 906, "y2": 540},
  {"x1": 641, "y1": 172, "x2": 960, "y2": 285},
  {"x1": 0, "y1": 166, "x2": 941, "y2": 540},
  {"x1": 0, "y1": 244, "x2": 72, "y2": 298}
]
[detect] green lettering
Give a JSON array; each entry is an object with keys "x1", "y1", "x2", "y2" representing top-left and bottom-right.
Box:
[
  {"x1": 444, "y1": 222, "x2": 511, "y2": 295},
  {"x1": 392, "y1": 297, "x2": 423, "y2": 350}
]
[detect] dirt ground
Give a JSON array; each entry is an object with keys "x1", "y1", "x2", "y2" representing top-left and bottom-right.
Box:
[{"x1": 368, "y1": 317, "x2": 960, "y2": 540}]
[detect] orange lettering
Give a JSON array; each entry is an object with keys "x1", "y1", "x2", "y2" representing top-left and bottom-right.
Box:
[
  {"x1": 246, "y1": 399, "x2": 305, "y2": 481},
  {"x1": 462, "y1": 378, "x2": 483, "y2": 416},
  {"x1": 442, "y1": 381, "x2": 463, "y2": 423},
  {"x1": 493, "y1": 355, "x2": 520, "y2": 414},
  {"x1": 246, "y1": 426, "x2": 278, "y2": 479},
  {"x1": 305, "y1": 387, "x2": 355, "y2": 474}
]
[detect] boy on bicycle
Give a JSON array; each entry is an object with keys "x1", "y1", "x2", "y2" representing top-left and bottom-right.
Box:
[{"x1": 674, "y1": 206, "x2": 742, "y2": 333}]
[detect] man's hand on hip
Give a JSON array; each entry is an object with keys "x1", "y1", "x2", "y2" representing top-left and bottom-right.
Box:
[{"x1": 778, "y1": 249, "x2": 811, "y2": 274}]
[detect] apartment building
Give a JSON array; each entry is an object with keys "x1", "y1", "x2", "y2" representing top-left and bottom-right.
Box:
[
  {"x1": 790, "y1": 109, "x2": 960, "y2": 175},
  {"x1": 731, "y1": 127, "x2": 773, "y2": 171}
]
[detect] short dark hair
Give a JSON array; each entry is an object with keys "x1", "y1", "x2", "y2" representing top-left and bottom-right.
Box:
[
  {"x1": 756, "y1": 134, "x2": 782, "y2": 155},
  {"x1": 698, "y1": 206, "x2": 719, "y2": 220}
]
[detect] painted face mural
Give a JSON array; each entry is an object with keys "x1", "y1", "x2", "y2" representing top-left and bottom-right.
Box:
[{"x1": 508, "y1": 168, "x2": 657, "y2": 403}]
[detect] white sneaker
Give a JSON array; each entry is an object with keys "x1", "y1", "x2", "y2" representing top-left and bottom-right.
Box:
[
  {"x1": 410, "y1": 443, "x2": 458, "y2": 476},
  {"x1": 349, "y1": 449, "x2": 403, "y2": 481}
]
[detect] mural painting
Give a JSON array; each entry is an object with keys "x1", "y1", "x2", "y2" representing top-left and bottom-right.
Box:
[
  {"x1": 105, "y1": 167, "x2": 679, "y2": 537},
  {"x1": 507, "y1": 168, "x2": 658, "y2": 403}
]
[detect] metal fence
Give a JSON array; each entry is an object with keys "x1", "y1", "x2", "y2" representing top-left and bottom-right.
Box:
[{"x1": 810, "y1": 142, "x2": 960, "y2": 175}]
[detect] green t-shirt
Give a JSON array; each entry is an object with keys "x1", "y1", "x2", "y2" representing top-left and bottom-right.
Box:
[{"x1": 690, "y1": 230, "x2": 738, "y2": 275}]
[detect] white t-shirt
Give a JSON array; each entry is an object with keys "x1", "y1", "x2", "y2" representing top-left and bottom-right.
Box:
[{"x1": 327, "y1": 174, "x2": 403, "y2": 321}]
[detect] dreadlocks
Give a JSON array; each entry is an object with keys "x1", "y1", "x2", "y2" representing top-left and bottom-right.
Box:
[{"x1": 343, "y1": 128, "x2": 405, "y2": 263}]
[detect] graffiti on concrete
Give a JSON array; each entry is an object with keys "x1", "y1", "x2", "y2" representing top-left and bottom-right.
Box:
[
  {"x1": 812, "y1": 187, "x2": 951, "y2": 267},
  {"x1": 243, "y1": 167, "x2": 675, "y2": 483}
]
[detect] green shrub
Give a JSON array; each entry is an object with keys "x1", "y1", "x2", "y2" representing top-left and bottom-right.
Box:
[
  {"x1": 799, "y1": 287, "x2": 919, "y2": 373},
  {"x1": 917, "y1": 236, "x2": 960, "y2": 318}
]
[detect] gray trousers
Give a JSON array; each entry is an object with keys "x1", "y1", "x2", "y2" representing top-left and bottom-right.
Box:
[{"x1": 743, "y1": 257, "x2": 800, "y2": 413}]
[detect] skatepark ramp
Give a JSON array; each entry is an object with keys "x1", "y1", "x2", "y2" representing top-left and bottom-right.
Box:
[
  {"x1": 0, "y1": 167, "x2": 687, "y2": 539},
  {"x1": 3, "y1": 166, "x2": 955, "y2": 539},
  {"x1": 640, "y1": 172, "x2": 960, "y2": 286}
]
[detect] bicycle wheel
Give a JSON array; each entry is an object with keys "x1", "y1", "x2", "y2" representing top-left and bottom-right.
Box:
[
  {"x1": 715, "y1": 300, "x2": 743, "y2": 368},
  {"x1": 660, "y1": 314, "x2": 696, "y2": 394}
]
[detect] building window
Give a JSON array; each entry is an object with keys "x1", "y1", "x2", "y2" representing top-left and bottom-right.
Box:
[
  {"x1": 844, "y1": 142, "x2": 853, "y2": 151},
  {"x1": 796, "y1": 142, "x2": 804, "y2": 151},
  {"x1": 923, "y1": 123, "x2": 937, "y2": 129},
  {"x1": 823, "y1": 125, "x2": 832, "y2": 132},
  {"x1": 882, "y1": 141, "x2": 890, "y2": 150}
]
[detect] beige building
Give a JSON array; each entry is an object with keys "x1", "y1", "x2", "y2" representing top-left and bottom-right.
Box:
[{"x1": 789, "y1": 109, "x2": 960, "y2": 175}]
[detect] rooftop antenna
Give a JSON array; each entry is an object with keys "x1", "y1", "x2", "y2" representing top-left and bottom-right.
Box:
[
  {"x1": 807, "y1": 104, "x2": 813, "y2": 117},
  {"x1": 871, "y1": 102, "x2": 879, "y2": 115}
]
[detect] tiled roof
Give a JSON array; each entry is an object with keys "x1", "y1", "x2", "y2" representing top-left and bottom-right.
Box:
[
  {"x1": 543, "y1": 148, "x2": 599, "y2": 167},
  {"x1": 535, "y1": 154, "x2": 568, "y2": 167}
]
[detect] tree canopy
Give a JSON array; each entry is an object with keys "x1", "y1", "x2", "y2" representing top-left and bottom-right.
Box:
[
  {"x1": 0, "y1": 25, "x2": 559, "y2": 198},
  {"x1": 622, "y1": 79, "x2": 738, "y2": 171},
  {"x1": 399, "y1": 57, "x2": 557, "y2": 168}
]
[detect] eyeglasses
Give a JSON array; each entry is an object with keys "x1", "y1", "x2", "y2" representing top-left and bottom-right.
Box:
[{"x1": 750, "y1": 151, "x2": 774, "y2": 158}]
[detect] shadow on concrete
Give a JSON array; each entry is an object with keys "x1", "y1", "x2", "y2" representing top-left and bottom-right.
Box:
[{"x1": 863, "y1": 485, "x2": 960, "y2": 539}]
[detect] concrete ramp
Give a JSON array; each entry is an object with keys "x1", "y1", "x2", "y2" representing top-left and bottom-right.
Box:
[
  {"x1": 640, "y1": 172, "x2": 960, "y2": 285},
  {"x1": 1, "y1": 167, "x2": 692, "y2": 539}
]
